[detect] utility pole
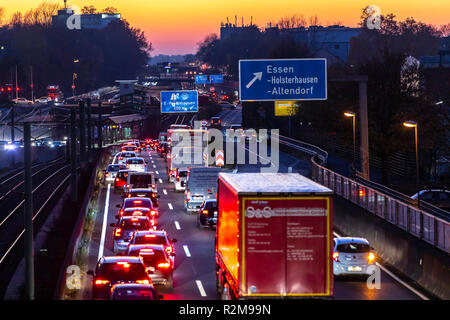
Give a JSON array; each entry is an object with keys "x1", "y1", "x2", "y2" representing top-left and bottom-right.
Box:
[
  {"x1": 10, "y1": 103, "x2": 14, "y2": 143},
  {"x1": 79, "y1": 101, "x2": 86, "y2": 162},
  {"x1": 359, "y1": 81, "x2": 370, "y2": 180},
  {"x1": 87, "y1": 98, "x2": 92, "y2": 162},
  {"x1": 71, "y1": 108, "x2": 78, "y2": 202},
  {"x1": 23, "y1": 123, "x2": 35, "y2": 300},
  {"x1": 15, "y1": 65, "x2": 18, "y2": 99},
  {"x1": 30, "y1": 66, "x2": 34, "y2": 103},
  {"x1": 98, "y1": 101, "x2": 103, "y2": 150}
]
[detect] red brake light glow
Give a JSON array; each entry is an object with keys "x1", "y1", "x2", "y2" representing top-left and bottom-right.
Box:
[
  {"x1": 332, "y1": 252, "x2": 340, "y2": 262},
  {"x1": 202, "y1": 209, "x2": 208, "y2": 215},
  {"x1": 136, "y1": 280, "x2": 149, "y2": 284},
  {"x1": 114, "y1": 228, "x2": 122, "y2": 237},
  {"x1": 95, "y1": 280, "x2": 109, "y2": 285},
  {"x1": 133, "y1": 200, "x2": 142, "y2": 204},
  {"x1": 144, "y1": 234, "x2": 156, "y2": 238},
  {"x1": 117, "y1": 261, "x2": 130, "y2": 268},
  {"x1": 157, "y1": 262, "x2": 170, "y2": 269}
]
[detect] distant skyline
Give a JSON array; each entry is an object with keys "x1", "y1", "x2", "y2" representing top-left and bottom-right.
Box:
[{"x1": 4, "y1": 1, "x2": 450, "y2": 55}]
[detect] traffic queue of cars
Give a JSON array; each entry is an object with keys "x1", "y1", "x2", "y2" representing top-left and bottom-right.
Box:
[
  {"x1": 89, "y1": 139, "x2": 176, "y2": 300},
  {"x1": 90, "y1": 128, "x2": 378, "y2": 300}
]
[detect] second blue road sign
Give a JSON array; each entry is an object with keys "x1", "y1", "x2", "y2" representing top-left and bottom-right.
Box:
[
  {"x1": 160, "y1": 90, "x2": 198, "y2": 113},
  {"x1": 239, "y1": 58, "x2": 327, "y2": 101}
]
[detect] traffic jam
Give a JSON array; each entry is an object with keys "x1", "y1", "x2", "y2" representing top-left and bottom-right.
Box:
[{"x1": 87, "y1": 124, "x2": 379, "y2": 300}]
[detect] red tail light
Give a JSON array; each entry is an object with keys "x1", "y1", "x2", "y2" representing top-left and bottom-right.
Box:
[
  {"x1": 144, "y1": 234, "x2": 156, "y2": 238},
  {"x1": 152, "y1": 184, "x2": 155, "y2": 188},
  {"x1": 133, "y1": 200, "x2": 142, "y2": 204},
  {"x1": 150, "y1": 220, "x2": 155, "y2": 226},
  {"x1": 131, "y1": 217, "x2": 139, "y2": 221},
  {"x1": 119, "y1": 157, "x2": 123, "y2": 160},
  {"x1": 126, "y1": 184, "x2": 130, "y2": 188},
  {"x1": 202, "y1": 209, "x2": 208, "y2": 215},
  {"x1": 332, "y1": 252, "x2": 340, "y2": 262},
  {"x1": 157, "y1": 262, "x2": 170, "y2": 269},
  {"x1": 114, "y1": 228, "x2": 122, "y2": 237},
  {"x1": 126, "y1": 164, "x2": 129, "y2": 168},
  {"x1": 150, "y1": 210, "x2": 157, "y2": 216},
  {"x1": 136, "y1": 279, "x2": 149, "y2": 284},
  {"x1": 105, "y1": 172, "x2": 109, "y2": 177},
  {"x1": 95, "y1": 280, "x2": 109, "y2": 285},
  {"x1": 176, "y1": 175, "x2": 180, "y2": 181},
  {"x1": 119, "y1": 210, "x2": 124, "y2": 216},
  {"x1": 115, "y1": 178, "x2": 119, "y2": 182},
  {"x1": 116, "y1": 261, "x2": 130, "y2": 268}
]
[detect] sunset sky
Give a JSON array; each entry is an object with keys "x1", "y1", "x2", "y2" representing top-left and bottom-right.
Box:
[{"x1": 3, "y1": 0, "x2": 449, "y2": 55}]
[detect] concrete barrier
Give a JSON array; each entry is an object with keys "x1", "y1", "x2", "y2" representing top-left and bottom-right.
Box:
[{"x1": 334, "y1": 196, "x2": 450, "y2": 299}]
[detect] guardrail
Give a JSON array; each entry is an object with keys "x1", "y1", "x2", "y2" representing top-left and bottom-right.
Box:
[
  {"x1": 276, "y1": 133, "x2": 449, "y2": 253},
  {"x1": 311, "y1": 157, "x2": 449, "y2": 253}
]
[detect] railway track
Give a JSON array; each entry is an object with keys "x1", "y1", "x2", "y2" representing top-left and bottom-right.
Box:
[{"x1": 0, "y1": 162, "x2": 77, "y2": 298}]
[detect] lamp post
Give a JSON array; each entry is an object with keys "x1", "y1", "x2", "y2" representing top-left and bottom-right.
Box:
[
  {"x1": 344, "y1": 111, "x2": 356, "y2": 177},
  {"x1": 403, "y1": 120, "x2": 420, "y2": 209}
]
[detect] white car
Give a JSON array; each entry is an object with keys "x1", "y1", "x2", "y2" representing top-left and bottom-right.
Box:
[
  {"x1": 116, "y1": 151, "x2": 138, "y2": 165},
  {"x1": 125, "y1": 157, "x2": 147, "y2": 172},
  {"x1": 333, "y1": 237, "x2": 376, "y2": 277},
  {"x1": 35, "y1": 97, "x2": 52, "y2": 104},
  {"x1": 104, "y1": 164, "x2": 127, "y2": 183},
  {"x1": 12, "y1": 98, "x2": 33, "y2": 105},
  {"x1": 174, "y1": 168, "x2": 188, "y2": 192}
]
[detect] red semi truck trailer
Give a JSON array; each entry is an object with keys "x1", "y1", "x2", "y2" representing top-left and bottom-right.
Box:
[{"x1": 216, "y1": 172, "x2": 334, "y2": 299}]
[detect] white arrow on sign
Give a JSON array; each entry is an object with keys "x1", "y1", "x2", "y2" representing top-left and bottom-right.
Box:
[{"x1": 245, "y1": 72, "x2": 263, "y2": 89}]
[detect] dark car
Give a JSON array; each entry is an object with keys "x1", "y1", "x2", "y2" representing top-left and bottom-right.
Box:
[
  {"x1": 116, "y1": 208, "x2": 157, "y2": 228},
  {"x1": 210, "y1": 117, "x2": 221, "y2": 129},
  {"x1": 88, "y1": 256, "x2": 152, "y2": 299},
  {"x1": 128, "y1": 230, "x2": 177, "y2": 265},
  {"x1": 110, "y1": 283, "x2": 159, "y2": 300},
  {"x1": 198, "y1": 199, "x2": 218, "y2": 229},
  {"x1": 117, "y1": 197, "x2": 156, "y2": 215},
  {"x1": 111, "y1": 216, "x2": 153, "y2": 254},
  {"x1": 124, "y1": 188, "x2": 160, "y2": 208},
  {"x1": 126, "y1": 244, "x2": 174, "y2": 289}
]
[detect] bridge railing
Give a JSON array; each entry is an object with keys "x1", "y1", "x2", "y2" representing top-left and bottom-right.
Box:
[
  {"x1": 311, "y1": 155, "x2": 449, "y2": 253},
  {"x1": 276, "y1": 134, "x2": 449, "y2": 253}
]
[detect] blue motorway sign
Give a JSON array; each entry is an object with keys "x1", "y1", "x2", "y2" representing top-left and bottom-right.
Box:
[
  {"x1": 194, "y1": 75, "x2": 209, "y2": 84},
  {"x1": 239, "y1": 58, "x2": 327, "y2": 101},
  {"x1": 209, "y1": 75, "x2": 223, "y2": 83},
  {"x1": 160, "y1": 90, "x2": 198, "y2": 113}
]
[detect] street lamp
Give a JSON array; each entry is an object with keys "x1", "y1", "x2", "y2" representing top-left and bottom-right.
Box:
[
  {"x1": 344, "y1": 111, "x2": 356, "y2": 177},
  {"x1": 403, "y1": 120, "x2": 420, "y2": 208}
]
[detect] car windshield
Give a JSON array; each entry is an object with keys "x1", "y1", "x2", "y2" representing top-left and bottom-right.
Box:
[
  {"x1": 120, "y1": 219, "x2": 150, "y2": 230},
  {"x1": 130, "y1": 175, "x2": 153, "y2": 186},
  {"x1": 124, "y1": 198, "x2": 152, "y2": 208},
  {"x1": 130, "y1": 191, "x2": 152, "y2": 198},
  {"x1": 112, "y1": 287, "x2": 156, "y2": 300},
  {"x1": 117, "y1": 172, "x2": 130, "y2": 179},
  {"x1": 97, "y1": 262, "x2": 147, "y2": 282},
  {"x1": 128, "y1": 249, "x2": 167, "y2": 266},
  {"x1": 178, "y1": 171, "x2": 188, "y2": 177},
  {"x1": 204, "y1": 201, "x2": 217, "y2": 209},
  {"x1": 337, "y1": 243, "x2": 370, "y2": 253},
  {"x1": 127, "y1": 158, "x2": 144, "y2": 164},
  {"x1": 108, "y1": 165, "x2": 125, "y2": 172},
  {"x1": 134, "y1": 234, "x2": 167, "y2": 245}
]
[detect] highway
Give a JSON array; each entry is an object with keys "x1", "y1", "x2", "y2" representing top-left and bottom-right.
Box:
[{"x1": 76, "y1": 108, "x2": 428, "y2": 300}]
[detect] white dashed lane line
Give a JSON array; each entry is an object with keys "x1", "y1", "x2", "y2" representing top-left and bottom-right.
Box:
[
  {"x1": 168, "y1": 203, "x2": 173, "y2": 210},
  {"x1": 196, "y1": 280, "x2": 207, "y2": 297},
  {"x1": 183, "y1": 245, "x2": 191, "y2": 257},
  {"x1": 163, "y1": 189, "x2": 167, "y2": 195},
  {"x1": 153, "y1": 165, "x2": 156, "y2": 168},
  {"x1": 155, "y1": 171, "x2": 159, "y2": 175},
  {"x1": 159, "y1": 178, "x2": 163, "y2": 183},
  {"x1": 174, "y1": 221, "x2": 181, "y2": 230}
]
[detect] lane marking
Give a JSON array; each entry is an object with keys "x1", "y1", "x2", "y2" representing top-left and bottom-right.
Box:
[
  {"x1": 155, "y1": 171, "x2": 159, "y2": 175},
  {"x1": 159, "y1": 178, "x2": 163, "y2": 183},
  {"x1": 183, "y1": 245, "x2": 191, "y2": 257},
  {"x1": 163, "y1": 189, "x2": 167, "y2": 195},
  {"x1": 196, "y1": 280, "x2": 207, "y2": 297},
  {"x1": 174, "y1": 221, "x2": 181, "y2": 230},
  {"x1": 168, "y1": 203, "x2": 173, "y2": 210},
  {"x1": 98, "y1": 184, "x2": 111, "y2": 260},
  {"x1": 153, "y1": 165, "x2": 156, "y2": 168},
  {"x1": 151, "y1": 160, "x2": 154, "y2": 163},
  {"x1": 333, "y1": 232, "x2": 429, "y2": 300}
]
